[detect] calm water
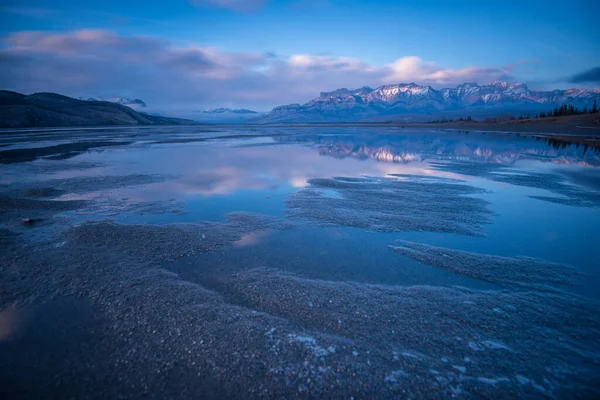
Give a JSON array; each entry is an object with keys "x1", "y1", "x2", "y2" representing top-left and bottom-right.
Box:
[
  {"x1": 4, "y1": 127, "x2": 598, "y2": 290},
  {"x1": 1, "y1": 126, "x2": 599, "y2": 398}
]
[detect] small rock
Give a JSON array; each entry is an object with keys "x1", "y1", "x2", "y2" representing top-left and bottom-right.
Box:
[{"x1": 22, "y1": 218, "x2": 34, "y2": 225}]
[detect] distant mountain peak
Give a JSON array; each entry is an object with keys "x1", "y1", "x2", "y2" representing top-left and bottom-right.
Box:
[
  {"x1": 489, "y1": 81, "x2": 527, "y2": 90},
  {"x1": 490, "y1": 81, "x2": 510, "y2": 88}
]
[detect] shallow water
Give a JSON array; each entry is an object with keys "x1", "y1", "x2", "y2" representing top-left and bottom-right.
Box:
[{"x1": 1, "y1": 126, "x2": 599, "y2": 398}]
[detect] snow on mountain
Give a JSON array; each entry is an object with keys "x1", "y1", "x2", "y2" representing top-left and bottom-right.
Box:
[
  {"x1": 254, "y1": 82, "x2": 600, "y2": 123},
  {"x1": 371, "y1": 83, "x2": 434, "y2": 99},
  {"x1": 79, "y1": 96, "x2": 147, "y2": 108}
]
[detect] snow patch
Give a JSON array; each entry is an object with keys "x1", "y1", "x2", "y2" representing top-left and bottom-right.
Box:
[{"x1": 287, "y1": 334, "x2": 335, "y2": 357}]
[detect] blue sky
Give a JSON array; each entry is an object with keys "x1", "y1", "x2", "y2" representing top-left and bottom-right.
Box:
[{"x1": 1, "y1": 0, "x2": 599, "y2": 110}]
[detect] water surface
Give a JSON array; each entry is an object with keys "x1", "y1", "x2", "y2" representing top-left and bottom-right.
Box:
[{"x1": 1, "y1": 126, "x2": 599, "y2": 399}]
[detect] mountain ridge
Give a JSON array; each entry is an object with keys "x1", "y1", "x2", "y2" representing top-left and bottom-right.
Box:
[
  {"x1": 0, "y1": 91, "x2": 197, "y2": 128},
  {"x1": 254, "y1": 82, "x2": 600, "y2": 123}
]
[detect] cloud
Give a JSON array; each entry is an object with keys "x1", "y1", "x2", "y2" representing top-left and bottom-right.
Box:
[
  {"x1": 0, "y1": 29, "x2": 272, "y2": 107},
  {"x1": 568, "y1": 66, "x2": 600, "y2": 84},
  {"x1": 288, "y1": 54, "x2": 373, "y2": 72},
  {"x1": 6, "y1": 29, "x2": 167, "y2": 55},
  {"x1": 383, "y1": 56, "x2": 514, "y2": 86},
  {"x1": 0, "y1": 29, "x2": 534, "y2": 111},
  {"x1": 188, "y1": 0, "x2": 267, "y2": 12},
  {"x1": 160, "y1": 48, "x2": 218, "y2": 74}
]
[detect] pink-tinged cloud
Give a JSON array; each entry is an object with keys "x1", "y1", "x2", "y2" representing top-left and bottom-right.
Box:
[
  {"x1": 382, "y1": 56, "x2": 516, "y2": 86},
  {"x1": 189, "y1": 0, "x2": 268, "y2": 12},
  {"x1": 0, "y1": 29, "x2": 524, "y2": 111}
]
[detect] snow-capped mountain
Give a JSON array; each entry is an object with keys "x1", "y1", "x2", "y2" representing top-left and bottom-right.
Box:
[
  {"x1": 79, "y1": 96, "x2": 147, "y2": 108},
  {"x1": 254, "y1": 82, "x2": 600, "y2": 123}
]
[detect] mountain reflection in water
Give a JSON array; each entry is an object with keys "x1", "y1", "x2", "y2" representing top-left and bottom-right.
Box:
[{"x1": 275, "y1": 130, "x2": 600, "y2": 167}]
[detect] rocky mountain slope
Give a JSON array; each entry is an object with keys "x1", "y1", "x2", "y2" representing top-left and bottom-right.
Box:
[
  {"x1": 254, "y1": 82, "x2": 600, "y2": 123},
  {"x1": 0, "y1": 91, "x2": 196, "y2": 128}
]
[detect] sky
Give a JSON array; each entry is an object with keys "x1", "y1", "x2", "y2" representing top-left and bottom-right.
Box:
[{"x1": 0, "y1": 0, "x2": 599, "y2": 112}]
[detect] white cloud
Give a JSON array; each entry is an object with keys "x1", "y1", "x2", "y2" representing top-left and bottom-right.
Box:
[
  {"x1": 383, "y1": 56, "x2": 512, "y2": 86},
  {"x1": 0, "y1": 29, "x2": 521, "y2": 111},
  {"x1": 288, "y1": 54, "x2": 371, "y2": 71}
]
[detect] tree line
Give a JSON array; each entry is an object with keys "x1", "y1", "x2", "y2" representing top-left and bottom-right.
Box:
[
  {"x1": 426, "y1": 100, "x2": 598, "y2": 123},
  {"x1": 535, "y1": 99, "x2": 597, "y2": 119},
  {"x1": 427, "y1": 116, "x2": 473, "y2": 123}
]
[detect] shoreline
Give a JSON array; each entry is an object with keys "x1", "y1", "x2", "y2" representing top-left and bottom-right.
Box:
[
  {"x1": 2, "y1": 116, "x2": 599, "y2": 148},
  {"x1": 404, "y1": 122, "x2": 600, "y2": 136}
]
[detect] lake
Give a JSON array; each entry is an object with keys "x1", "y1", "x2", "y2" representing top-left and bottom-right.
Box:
[{"x1": 1, "y1": 126, "x2": 599, "y2": 399}]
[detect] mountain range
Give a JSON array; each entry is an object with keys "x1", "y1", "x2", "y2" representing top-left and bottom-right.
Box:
[
  {"x1": 3, "y1": 82, "x2": 599, "y2": 128},
  {"x1": 0, "y1": 91, "x2": 196, "y2": 128},
  {"x1": 253, "y1": 82, "x2": 600, "y2": 123}
]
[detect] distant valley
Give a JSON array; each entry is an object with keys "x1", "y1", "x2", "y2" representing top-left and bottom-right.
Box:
[{"x1": 193, "y1": 108, "x2": 265, "y2": 123}]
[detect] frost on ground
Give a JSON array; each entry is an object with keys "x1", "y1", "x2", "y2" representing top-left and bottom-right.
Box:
[
  {"x1": 389, "y1": 240, "x2": 581, "y2": 290},
  {"x1": 287, "y1": 334, "x2": 335, "y2": 358},
  {"x1": 3, "y1": 216, "x2": 599, "y2": 398},
  {"x1": 286, "y1": 176, "x2": 492, "y2": 236},
  {"x1": 430, "y1": 161, "x2": 600, "y2": 208},
  {"x1": 65, "y1": 211, "x2": 292, "y2": 264},
  {"x1": 201, "y1": 267, "x2": 600, "y2": 399}
]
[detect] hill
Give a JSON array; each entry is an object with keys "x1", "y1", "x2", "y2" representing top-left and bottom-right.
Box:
[{"x1": 0, "y1": 91, "x2": 197, "y2": 128}]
